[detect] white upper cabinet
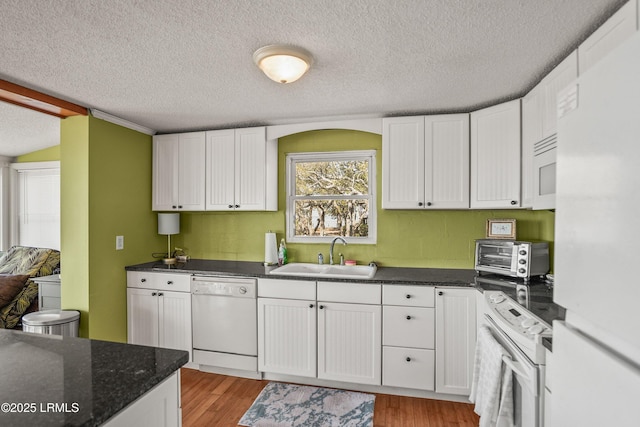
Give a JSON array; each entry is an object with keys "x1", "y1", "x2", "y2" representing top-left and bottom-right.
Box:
[
  {"x1": 540, "y1": 51, "x2": 578, "y2": 139},
  {"x1": 152, "y1": 132, "x2": 206, "y2": 211},
  {"x1": 382, "y1": 114, "x2": 469, "y2": 209},
  {"x1": 205, "y1": 127, "x2": 278, "y2": 211},
  {"x1": 470, "y1": 100, "x2": 522, "y2": 209},
  {"x1": 578, "y1": 0, "x2": 638, "y2": 74},
  {"x1": 521, "y1": 89, "x2": 541, "y2": 208}
]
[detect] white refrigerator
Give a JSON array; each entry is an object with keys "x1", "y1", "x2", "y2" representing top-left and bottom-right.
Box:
[{"x1": 551, "y1": 29, "x2": 640, "y2": 426}]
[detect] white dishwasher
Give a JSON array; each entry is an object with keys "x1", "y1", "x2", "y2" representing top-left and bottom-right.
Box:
[{"x1": 191, "y1": 276, "x2": 258, "y2": 373}]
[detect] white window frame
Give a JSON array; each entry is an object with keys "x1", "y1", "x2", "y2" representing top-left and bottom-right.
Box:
[
  {"x1": 10, "y1": 161, "x2": 60, "y2": 250},
  {"x1": 286, "y1": 150, "x2": 377, "y2": 244}
]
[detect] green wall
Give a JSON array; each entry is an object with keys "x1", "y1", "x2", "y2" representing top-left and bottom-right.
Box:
[
  {"x1": 60, "y1": 115, "x2": 163, "y2": 341},
  {"x1": 180, "y1": 130, "x2": 555, "y2": 268},
  {"x1": 16, "y1": 145, "x2": 61, "y2": 162}
]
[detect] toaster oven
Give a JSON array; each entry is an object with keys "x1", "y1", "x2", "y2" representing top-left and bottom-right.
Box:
[{"x1": 475, "y1": 239, "x2": 550, "y2": 281}]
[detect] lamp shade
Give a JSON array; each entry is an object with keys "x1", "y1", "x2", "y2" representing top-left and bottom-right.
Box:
[
  {"x1": 158, "y1": 213, "x2": 180, "y2": 235},
  {"x1": 253, "y1": 45, "x2": 313, "y2": 84}
]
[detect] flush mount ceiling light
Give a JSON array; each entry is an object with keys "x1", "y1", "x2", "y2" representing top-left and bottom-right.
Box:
[{"x1": 253, "y1": 45, "x2": 313, "y2": 84}]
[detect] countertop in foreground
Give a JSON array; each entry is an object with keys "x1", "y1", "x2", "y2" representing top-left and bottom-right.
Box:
[{"x1": 0, "y1": 329, "x2": 188, "y2": 426}]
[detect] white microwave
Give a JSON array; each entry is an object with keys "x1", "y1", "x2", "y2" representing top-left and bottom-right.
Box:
[{"x1": 533, "y1": 134, "x2": 557, "y2": 210}]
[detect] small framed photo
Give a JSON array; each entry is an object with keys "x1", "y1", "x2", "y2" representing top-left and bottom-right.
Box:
[{"x1": 486, "y1": 219, "x2": 516, "y2": 239}]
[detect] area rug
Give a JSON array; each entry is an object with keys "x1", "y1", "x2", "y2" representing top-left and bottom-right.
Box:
[{"x1": 238, "y1": 382, "x2": 375, "y2": 427}]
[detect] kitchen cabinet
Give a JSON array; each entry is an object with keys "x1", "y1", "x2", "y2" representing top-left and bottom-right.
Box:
[
  {"x1": 205, "y1": 127, "x2": 277, "y2": 211},
  {"x1": 435, "y1": 288, "x2": 476, "y2": 395},
  {"x1": 126, "y1": 272, "x2": 192, "y2": 361},
  {"x1": 578, "y1": 0, "x2": 638, "y2": 74},
  {"x1": 521, "y1": 89, "x2": 541, "y2": 208},
  {"x1": 382, "y1": 114, "x2": 469, "y2": 209},
  {"x1": 152, "y1": 132, "x2": 206, "y2": 211},
  {"x1": 382, "y1": 285, "x2": 435, "y2": 391},
  {"x1": 317, "y1": 281, "x2": 381, "y2": 385},
  {"x1": 257, "y1": 278, "x2": 317, "y2": 378},
  {"x1": 103, "y1": 372, "x2": 180, "y2": 427},
  {"x1": 470, "y1": 100, "x2": 521, "y2": 208}
]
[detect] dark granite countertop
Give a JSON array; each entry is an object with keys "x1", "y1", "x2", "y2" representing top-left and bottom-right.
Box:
[
  {"x1": 126, "y1": 260, "x2": 566, "y2": 348},
  {"x1": 126, "y1": 259, "x2": 479, "y2": 287},
  {"x1": 0, "y1": 329, "x2": 188, "y2": 426}
]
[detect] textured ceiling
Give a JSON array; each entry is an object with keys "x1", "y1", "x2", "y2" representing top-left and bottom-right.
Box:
[{"x1": 0, "y1": 0, "x2": 629, "y2": 156}]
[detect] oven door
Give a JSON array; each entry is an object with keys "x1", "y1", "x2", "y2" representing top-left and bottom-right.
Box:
[{"x1": 485, "y1": 314, "x2": 544, "y2": 427}]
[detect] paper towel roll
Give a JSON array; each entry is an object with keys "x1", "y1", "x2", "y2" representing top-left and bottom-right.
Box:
[{"x1": 264, "y1": 232, "x2": 278, "y2": 265}]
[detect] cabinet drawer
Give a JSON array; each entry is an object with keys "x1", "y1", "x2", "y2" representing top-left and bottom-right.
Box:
[
  {"x1": 383, "y1": 306, "x2": 434, "y2": 349},
  {"x1": 126, "y1": 271, "x2": 191, "y2": 292},
  {"x1": 383, "y1": 285, "x2": 434, "y2": 307},
  {"x1": 39, "y1": 283, "x2": 61, "y2": 297},
  {"x1": 317, "y1": 281, "x2": 381, "y2": 304},
  {"x1": 258, "y1": 278, "x2": 316, "y2": 300},
  {"x1": 41, "y1": 296, "x2": 61, "y2": 310},
  {"x1": 382, "y1": 346, "x2": 434, "y2": 391}
]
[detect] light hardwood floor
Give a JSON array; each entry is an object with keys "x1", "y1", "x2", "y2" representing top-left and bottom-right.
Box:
[{"x1": 181, "y1": 368, "x2": 480, "y2": 426}]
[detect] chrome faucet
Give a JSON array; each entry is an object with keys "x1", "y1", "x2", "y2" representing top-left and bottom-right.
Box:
[{"x1": 329, "y1": 237, "x2": 347, "y2": 265}]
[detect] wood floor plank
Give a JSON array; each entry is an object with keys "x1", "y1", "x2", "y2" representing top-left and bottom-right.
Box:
[{"x1": 180, "y1": 368, "x2": 479, "y2": 426}]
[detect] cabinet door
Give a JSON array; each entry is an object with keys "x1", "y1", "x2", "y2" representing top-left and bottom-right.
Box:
[
  {"x1": 382, "y1": 346, "x2": 435, "y2": 391},
  {"x1": 176, "y1": 132, "x2": 206, "y2": 210},
  {"x1": 127, "y1": 288, "x2": 159, "y2": 347},
  {"x1": 521, "y1": 89, "x2": 542, "y2": 208},
  {"x1": 578, "y1": 0, "x2": 638, "y2": 74},
  {"x1": 317, "y1": 302, "x2": 381, "y2": 385},
  {"x1": 235, "y1": 127, "x2": 267, "y2": 211},
  {"x1": 470, "y1": 100, "x2": 521, "y2": 208},
  {"x1": 205, "y1": 129, "x2": 236, "y2": 210},
  {"x1": 382, "y1": 116, "x2": 425, "y2": 209},
  {"x1": 435, "y1": 288, "x2": 476, "y2": 395},
  {"x1": 425, "y1": 114, "x2": 469, "y2": 209},
  {"x1": 540, "y1": 51, "x2": 578, "y2": 138},
  {"x1": 152, "y1": 134, "x2": 179, "y2": 211},
  {"x1": 258, "y1": 298, "x2": 317, "y2": 377},
  {"x1": 158, "y1": 291, "x2": 192, "y2": 361}
]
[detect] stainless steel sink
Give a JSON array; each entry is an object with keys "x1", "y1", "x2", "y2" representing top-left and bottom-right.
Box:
[{"x1": 268, "y1": 263, "x2": 377, "y2": 279}]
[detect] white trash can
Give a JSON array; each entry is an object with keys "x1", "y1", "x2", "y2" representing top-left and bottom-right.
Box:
[{"x1": 22, "y1": 310, "x2": 80, "y2": 337}]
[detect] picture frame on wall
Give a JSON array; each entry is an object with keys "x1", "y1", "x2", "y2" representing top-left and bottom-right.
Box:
[{"x1": 486, "y1": 219, "x2": 516, "y2": 239}]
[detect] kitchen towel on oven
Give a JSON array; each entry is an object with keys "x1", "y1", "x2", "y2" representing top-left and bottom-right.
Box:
[{"x1": 470, "y1": 326, "x2": 514, "y2": 427}]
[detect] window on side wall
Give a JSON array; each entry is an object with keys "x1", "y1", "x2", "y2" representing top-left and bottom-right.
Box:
[{"x1": 286, "y1": 150, "x2": 376, "y2": 244}]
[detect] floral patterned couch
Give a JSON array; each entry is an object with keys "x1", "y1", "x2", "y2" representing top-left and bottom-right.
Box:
[{"x1": 0, "y1": 246, "x2": 60, "y2": 329}]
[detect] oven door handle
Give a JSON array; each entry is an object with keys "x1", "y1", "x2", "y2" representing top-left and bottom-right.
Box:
[{"x1": 502, "y1": 354, "x2": 528, "y2": 379}]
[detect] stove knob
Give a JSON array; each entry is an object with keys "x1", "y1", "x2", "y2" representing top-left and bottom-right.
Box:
[
  {"x1": 519, "y1": 268, "x2": 527, "y2": 274},
  {"x1": 521, "y1": 318, "x2": 537, "y2": 328},
  {"x1": 490, "y1": 294, "x2": 506, "y2": 304},
  {"x1": 519, "y1": 250, "x2": 527, "y2": 256},
  {"x1": 528, "y1": 324, "x2": 544, "y2": 335},
  {"x1": 519, "y1": 259, "x2": 527, "y2": 264},
  {"x1": 239, "y1": 287, "x2": 247, "y2": 295}
]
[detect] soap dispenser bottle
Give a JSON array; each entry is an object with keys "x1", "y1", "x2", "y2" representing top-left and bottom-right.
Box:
[{"x1": 278, "y1": 239, "x2": 288, "y2": 266}]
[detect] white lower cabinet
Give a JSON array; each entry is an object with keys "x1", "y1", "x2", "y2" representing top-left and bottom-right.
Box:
[
  {"x1": 255, "y1": 279, "x2": 477, "y2": 397},
  {"x1": 382, "y1": 346, "x2": 435, "y2": 390},
  {"x1": 435, "y1": 288, "x2": 477, "y2": 395},
  {"x1": 257, "y1": 279, "x2": 317, "y2": 377},
  {"x1": 317, "y1": 301, "x2": 382, "y2": 385},
  {"x1": 382, "y1": 285, "x2": 436, "y2": 391},
  {"x1": 126, "y1": 272, "x2": 192, "y2": 362},
  {"x1": 103, "y1": 371, "x2": 181, "y2": 427},
  {"x1": 257, "y1": 297, "x2": 317, "y2": 378}
]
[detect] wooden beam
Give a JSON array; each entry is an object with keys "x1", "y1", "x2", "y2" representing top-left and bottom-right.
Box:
[{"x1": 0, "y1": 79, "x2": 87, "y2": 118}]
